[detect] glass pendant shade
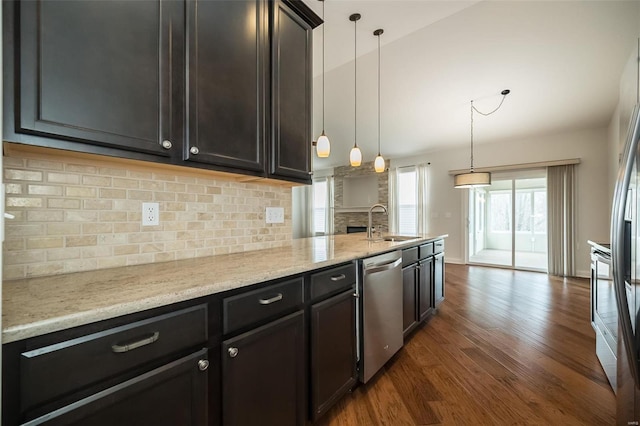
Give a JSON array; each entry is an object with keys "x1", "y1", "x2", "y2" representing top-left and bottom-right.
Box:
[
  {"x1": 316, "y1": 133, "x2": 330, "y2": 157},
  {"x1": 454, "y1": 171, "x2": 491, "y2": 188},
  {"x1": 350, "y1": 146, "x2": 362, "y2": 167},
  {"x1": 374, "y1": 155, "x2": 385, "y2": 173}
]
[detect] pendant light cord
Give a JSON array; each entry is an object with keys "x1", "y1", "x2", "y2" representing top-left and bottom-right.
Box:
[
  {"x1": 469, "y1": 90, "x2": 510, "y2": 172},
  {"x1": 321, "y1": 0, "x2": 325, "y2": 132},
  {"x1": 354, "y1": 17, "x2": 358, "y2": 148},
  {"x1": 377, "y1": 32, "x2": 381, "y2": 156},
  {"x1": 470, "y1": 101, "x2": 475, "y2": 172}
]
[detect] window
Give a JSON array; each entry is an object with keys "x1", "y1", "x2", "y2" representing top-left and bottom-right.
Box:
[
  {"x1": 312, "y1": 179, "x2": 328, "y2": 235},
  {"x1": 489, "y1": 191, "x2": 511, "y2": 232},
  {"x1": 398, "y1": 169, "x2": 417, "y2": 235}
]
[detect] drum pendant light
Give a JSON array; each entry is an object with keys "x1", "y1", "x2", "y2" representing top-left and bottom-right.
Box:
[
  {"x1": 314, "y1": 0, "x2": 330, "y2": 158},
  {"x1": 373, "y1": 29, "x2": 385, "y2": 173},
  {"x1": 349, "y1": 13, "x2": 362, "y2": 167},
  {"x1": 454, "y1": 89, "x2": 511, "y2": 188}
]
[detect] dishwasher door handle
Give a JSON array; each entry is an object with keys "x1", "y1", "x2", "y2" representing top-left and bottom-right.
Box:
[{"x1": 365, "y1": 258, "x2": 402, "y2": 274}]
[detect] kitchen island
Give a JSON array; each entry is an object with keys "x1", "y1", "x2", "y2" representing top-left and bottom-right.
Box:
[{"x1": 3, "y1": 233, "x2": 447, "y2": 425}]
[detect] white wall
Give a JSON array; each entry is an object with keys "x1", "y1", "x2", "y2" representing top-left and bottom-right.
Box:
[{"x1": 391, "y1": 126, "x2": 610, "y2": 277}]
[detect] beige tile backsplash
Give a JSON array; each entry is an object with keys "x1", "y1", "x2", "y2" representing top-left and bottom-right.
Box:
[{"x1": 3, "y1": 147, "x2": 293, "y2": 280}]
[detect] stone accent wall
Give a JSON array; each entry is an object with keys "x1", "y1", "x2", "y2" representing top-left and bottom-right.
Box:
[
  {"x1": 4, "y1": 146, "x2": 292, "y2": 280},
  {"x1": 333, "y1": 160, "x2": 388, "y2": 234}
]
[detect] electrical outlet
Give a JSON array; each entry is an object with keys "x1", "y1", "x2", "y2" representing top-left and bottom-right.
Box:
[
  {"x1": 142, "y1": 202, "x2": 159, "y2": 226},
  {"x1": 265, "y1": 207, "x2": 285, "y2": 224}
]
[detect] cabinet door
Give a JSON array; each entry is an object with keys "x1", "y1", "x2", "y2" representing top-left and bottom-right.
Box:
[
  {"x1": 184, "y1": 0, "x2": 267, "y2": 174},
  {"x1": 311, "y1": 289, "x2": 357, "y2": 420},
  {"x1": 22, "y1": 349, "x2": 209, "y2": 426},
  {"x1": 15, "y1": 0, "x2": 182, "y2": 158},
  {"x1": 418, "y1": 258, "x2": 434, "y2": 321},
  {"x1": 222, "y1": 311, "x2": 305, "y2": 426},
  {"x1": 434, "y1": 253, "x2": 445, "y2": 307},
  {"x1": 270, "y1": 0, "x2": 312, "y2": 183},
  {"x1": 402, "y1": 264, "x2": 419, "y2": 337}
]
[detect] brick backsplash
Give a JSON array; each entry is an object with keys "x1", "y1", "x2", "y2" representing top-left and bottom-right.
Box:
[{"x1": 3, "y1": 147, "x2": 293, "y2": 280}]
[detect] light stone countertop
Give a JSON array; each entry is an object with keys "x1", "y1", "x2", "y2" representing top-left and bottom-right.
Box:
[{"x1": 2, "y1": 233, "x2": 447, "y2": 344}]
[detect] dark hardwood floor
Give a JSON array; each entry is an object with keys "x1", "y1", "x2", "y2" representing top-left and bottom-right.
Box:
[{"x1": 317, "y1": 264, "x2": 615, "y2": 425}]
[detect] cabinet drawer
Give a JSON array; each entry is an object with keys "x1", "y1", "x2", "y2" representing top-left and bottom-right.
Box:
[
  {"x1": 20, "y1": 304, "x2": 207, "y2": 411},
  {"x1": 223, "y1": 277, "x2": 303, "y2": 334},
  {"x1": 419, "y1": 242, "x2": 434, "y2": 259},
  {"x1": 434, "y1": 239, "x2": 445, "y2": 254},
  {"x1": 402, "y1": 247, "x2": 418, "y2": 267},
  {"x1": 310, "y1": 264, "x2": 356, "y2": 301}
]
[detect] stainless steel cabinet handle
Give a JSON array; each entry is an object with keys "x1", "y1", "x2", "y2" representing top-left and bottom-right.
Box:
[
  {"x1": 353, "y1": 293, "x2": 359, "y2": 298},
  {"x1": 190, "y1": 146, "x2": 199, "y2": 155},
  {"x1": 111, "y1": 331, "x2": 159, "y2": 353},
  {"x1": 258, "y1": 293, "x2": 283, "y2": 305},
  {"x1": 161, "y1": 140, "x2": 172, "y2": 149},
  {"x1": 198, "y1": 359, "x2": 209, "y2": 371},
  {"x1": 228, "y1": 347, "x2": 239, "y2": 358},
  {"x1": 330, "y1": 274, "x2": 346, "y2": 281}
]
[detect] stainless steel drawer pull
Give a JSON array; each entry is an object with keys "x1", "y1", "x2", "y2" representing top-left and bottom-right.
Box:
[
  {"x1": 111, "y1": 331, "x2": 159, "y2": 353},
  {"x1": 228, "y1": 347, "x2": 239, "y2": 358},
  {"x1": 258, "y1": 293, "x2": 283, "y2": 305},
  {"x1": 330, "y1": 274, "x2": 346, "y2": 281}
]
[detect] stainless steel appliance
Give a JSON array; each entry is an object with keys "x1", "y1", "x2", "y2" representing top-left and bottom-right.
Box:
[
  {"x1": 612, "y1": 103, "x2": 640, "y2": 424},
  {"x1": 358, "y1": 250, "x2": 403, "y2": 383},
  {"x1": 589, "y1": 243, "x2": 616, "y2": 392}
]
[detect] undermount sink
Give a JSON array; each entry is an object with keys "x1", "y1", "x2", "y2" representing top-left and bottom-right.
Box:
[
  {"x1": 370, "y1": 235, "x2": 419, "y2": 242},
  {"x1": 383, "y1": 235, "x2": 418, "y2": 242}
]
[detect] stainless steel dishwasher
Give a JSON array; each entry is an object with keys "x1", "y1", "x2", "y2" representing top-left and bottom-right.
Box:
[{"x1": 358, "y1": 250, "x2": 403, "y2": 383}]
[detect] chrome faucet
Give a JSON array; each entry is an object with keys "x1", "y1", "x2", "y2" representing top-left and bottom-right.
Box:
[{"x1": 367, "y1": 204, "x2": 388, "y2": 240}]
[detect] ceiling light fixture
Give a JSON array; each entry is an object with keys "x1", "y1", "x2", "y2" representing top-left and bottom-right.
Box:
[
  {"x1": 373, "y1": 28, "x2": 385, "y2": 173},
  {"x1": 349, "y1": 13, "x2": 362, "y2": 167},
  {"x1": 454, "y1": 89, "x2": 511, "y2": 188},
  {"x1": 314, "y1": 0, "x2": 330, "y2": 158}
]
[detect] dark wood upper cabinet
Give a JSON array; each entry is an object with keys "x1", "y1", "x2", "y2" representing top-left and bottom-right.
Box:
[
  {"x1": 270, "y1": 0, "x2": 314, "y2": 183},
  {"x1": 12, "y1": 0, "x2": 183, "y2": 158},
  {"x1": 184, "y1": 0, "x2": 267, "y2": 173},
  {"x1": 4, "y1": 0, "x2": 321, "y2": 184}
]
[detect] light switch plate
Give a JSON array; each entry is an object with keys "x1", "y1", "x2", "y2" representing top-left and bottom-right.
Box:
[
  {"x1": 142, "y1": 202, "x2": 159, "y2": 226},
  {"x1": 265, "y1": 207, "x2": 285, "y2": 224}
]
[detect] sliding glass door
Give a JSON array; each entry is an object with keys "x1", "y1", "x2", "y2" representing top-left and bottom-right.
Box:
[{"x1": 468, "y1": 170, "x2": 548, "y2": 272}]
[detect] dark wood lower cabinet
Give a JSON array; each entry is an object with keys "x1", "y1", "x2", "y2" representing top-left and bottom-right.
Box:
[
  {"x1": 222, "y1": 310, "x2": 305, "y2": 426},
  {"x1": 310, "y1": 289, "x2": 357, "y2": 420},
  {"x1": 23, "y1": 349, "x2": 209, "y2": 426},
  {"x1": 418, "y1": 257, "x2": 434, "y2": 321},
  {"x1": 434, "y1": 252, "x2": 445, "y2": 307},
  {"x1": 402, "y1": 264, "x2": 419, "y2": 337}
]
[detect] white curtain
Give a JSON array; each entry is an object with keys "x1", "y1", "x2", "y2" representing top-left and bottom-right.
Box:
[
  {"x1": 417, "y1": 163, "x2": 429, "y2": 235},
  {"x1": 325, "y1": 175, "x2": 335, "y2": 235},
  {"x1": 547, "y1": 164, "x2": 576, "y2": 276},
  {"x1": 388, "y1": 167, "x2": 399, "y2": 234}
]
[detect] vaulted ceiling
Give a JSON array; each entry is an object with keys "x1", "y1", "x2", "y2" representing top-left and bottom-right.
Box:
[{"x1": 306, "y1": 0, "x2": 640, "y2": 170}]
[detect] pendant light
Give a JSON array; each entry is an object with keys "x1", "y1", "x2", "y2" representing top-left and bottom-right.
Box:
[
  {"x1": 349, "y1": 13, "x2": 362, "y2": 167},
  {"x1": 314, "y1": 0, "x2": 330, "y2": 158},
  {"x1": 373, "y1": 28, "x2": 385, "y2": 173},
  {"x1": 454, "y1": 89, "x2": 511, "y2": 188}
]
